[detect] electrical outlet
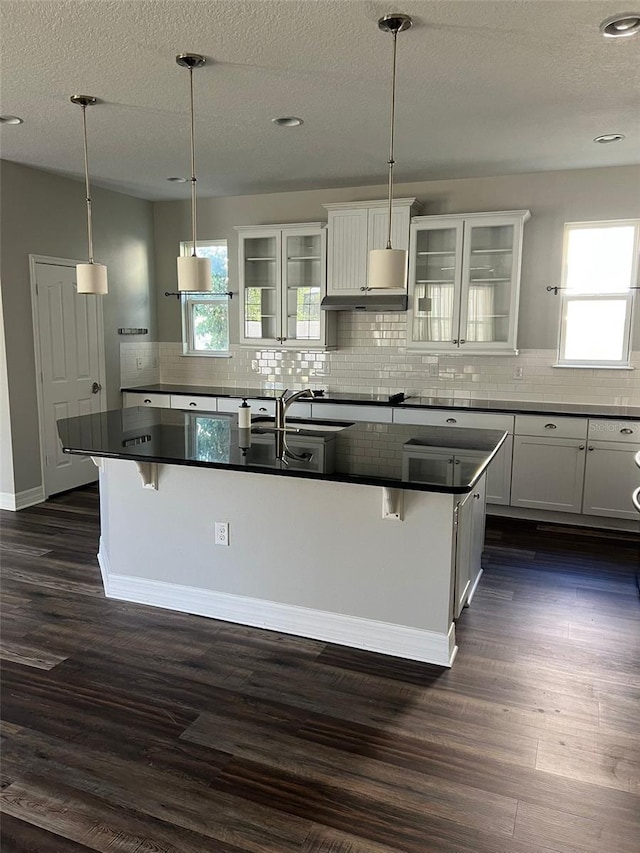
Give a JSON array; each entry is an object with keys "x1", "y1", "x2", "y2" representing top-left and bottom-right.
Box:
[
  {"x1": 513, "y1": 366, "x2": 524, "y2": 380},
  {"x1": 215, "y1": 521, "x2": 229, "y2": 546},
  {"x1": 136, "y1": 357, "x2": 144, "y2": 370},
  {"x1": 428, "y1": 363, "x2": 439, "y2": 378}
]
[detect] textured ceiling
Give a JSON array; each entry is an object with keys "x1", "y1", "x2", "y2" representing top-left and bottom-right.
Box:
[{"x1": 1, "y1": 0, "x2": 639, "y2": 200}]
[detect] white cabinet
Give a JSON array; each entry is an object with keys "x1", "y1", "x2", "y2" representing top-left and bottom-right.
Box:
[
  {"x1": 311, "y1": 403, "x2": 392, "y2": 424},
  {"x1": 510, "y1": 416, "x2": 588, "y2": 513},
  {"x1": 323, "y1": 198, "x2": 421, "y2": 295},
  {"x1": 453, "y1": 475, "x2": 487, "y2": 619},
  {"x1": 583, "y1": 441, "x2": 640, "y2": 520},
  {"x1": 236, "y1": 223, "x2": 335, "y2": 349},
  {"x1": 393, "y1": 407, "x2": 514, "y2": 505},
  {"x1": 169, "y1": 395, "x2": 218, "y2": 412},
  {"x1": 408, "y1": 210, "x2": 530, "y2": 353}
]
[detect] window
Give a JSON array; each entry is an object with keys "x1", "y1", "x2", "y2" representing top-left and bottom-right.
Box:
[
  {"x1": 181, "y1": 240, "x2": 230, "y2": 355},
  {"x1": 557, "y1": 220, "x2": 639, "y2": 367}
]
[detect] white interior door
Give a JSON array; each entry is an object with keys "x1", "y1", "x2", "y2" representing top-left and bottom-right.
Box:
[{"x1": 32, "y1": 258, "x2": 106, "y2": 496}]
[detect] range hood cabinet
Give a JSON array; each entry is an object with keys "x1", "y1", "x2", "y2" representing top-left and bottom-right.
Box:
[{"x1": 320, "y1": 294, "x2": 408, "y2": 312}]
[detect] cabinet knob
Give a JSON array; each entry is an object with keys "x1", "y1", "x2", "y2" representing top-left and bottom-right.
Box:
[
  {"x1": 446, "y1": 417, "x2": 457, "y2": 424},
  {"x1": 588, "y1": 446, "x2": 594, "y2": 451},
  {"x1": 578, "y1": 445, "x2": 585, "y2": 450},
  {"x1": 473, "y1": 493, "x2": 481, "y2": 500},
  {"x1": 544, "y1": 423, "x2": 557, "y2": 430},
  {"x1": 459, "y1": 339, "x2": 466, "y2": 345},
  {"x1": 282, "y1": 337, "x2": 287, "y2": 342},
  {"x1": 452, "y1": 339, "x2": 458, "y2": 345}
]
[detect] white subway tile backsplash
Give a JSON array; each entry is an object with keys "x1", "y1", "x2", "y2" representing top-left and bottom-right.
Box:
[{"x1": 141, "y1": 314, "x2": 640, "y2": 407}]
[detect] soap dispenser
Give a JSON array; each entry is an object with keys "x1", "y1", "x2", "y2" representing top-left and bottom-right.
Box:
[{"x1": 238, "y1": 399, "x2": 251, "y2": 429}]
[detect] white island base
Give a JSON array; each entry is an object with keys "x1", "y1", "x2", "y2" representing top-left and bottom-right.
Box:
[{"x1": 95, "y1": 459, "x2": 486, "y2": 667}]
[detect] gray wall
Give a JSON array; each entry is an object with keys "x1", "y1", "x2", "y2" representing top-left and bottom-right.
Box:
[
  {"x1": 154, "y1": 165, "x2": 640, "y2": 349},
  {"x1": 0, "y1": 160, "x2": 156, "y2": 494}
]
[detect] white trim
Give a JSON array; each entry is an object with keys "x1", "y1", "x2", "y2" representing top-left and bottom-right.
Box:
[
  {"x1": 0, "y1": 485, "x2": 45, "y2": 511},
  {"x1": 29, "y1": 255, "x2": 107, "y2": 498},
  {"x1": 488, "y1": 504, "x2": 640, "y2": 533},
  {"x1": 98, "y1": 560, "x2": 456, "y2": 666}
]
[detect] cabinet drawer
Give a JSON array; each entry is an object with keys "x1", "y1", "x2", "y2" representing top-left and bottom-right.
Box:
[
  {"x1": 588, "y1": 419, "x2": 640, "y2": 444},
  {"x1": 122, "y1": 392, "x2": 170, "y2": 408},
  {"x1": 216, "y1": 398, "x2": 276, "y2": 417},
  {"x1": 169, "y1": 395, "x2": 218, "y2": 412},
  {"x1": 311, "y1": 403, "x2": 392, "y2": 423},
  {"x1": 514, "y1": 415, "x2": 587, "y2": 440},
  {"x1": 394, "y1": 408, "x2": 514, "y2": 432}
]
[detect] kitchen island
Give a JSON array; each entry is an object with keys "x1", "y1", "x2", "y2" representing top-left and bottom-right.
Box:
[{"x1": 57, "y1": 407, "x2": 506, "y2": 666}]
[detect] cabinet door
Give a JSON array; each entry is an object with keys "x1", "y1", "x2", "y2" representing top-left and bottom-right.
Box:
[
  {"x1": 281, "y1": 228, "x2": 326, "y2": 347},
  {"x1": 459, "y1": 216, "x2": 523, "y2": 352},
  {"x1": 510, "y1": 436, "x2": 586, "y2": 513},
  {"x1": 582, "y1": 441, "x2": 640, "y2": 521},
  {"x1": 453, "y1": 477, "x2": 486, "y2": 619},
  {"x1": 486, "y1": 434, "x2": 513, "y2": 506},
  {"x1": 326, "y1": 209, "x2": 369, "y2": 295},
  {"x1": 408, "y1": 221, "x2": 464, "y2": 350},
  {"x1": 122, "y1": 392, "x2": 170, "y2": 409},
  {"x1": 368, "y1": 206, "x2": 412, "y2": 252},
  {"x1": 239, "y1": 230, "x2": 281, "y2": 345}
]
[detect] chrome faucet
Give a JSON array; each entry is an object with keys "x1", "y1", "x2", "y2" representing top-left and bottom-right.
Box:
[{"x1": 274, "y1": 388, "x2": 313, "y2": 431}]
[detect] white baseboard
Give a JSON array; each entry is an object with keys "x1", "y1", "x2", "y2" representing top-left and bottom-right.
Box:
[
  {"x1": 0, "y1": 485, "x2": 45, "y2": 511},
  {"x1": 98, "y1": 547, "x2": 455, "y2": 667}
]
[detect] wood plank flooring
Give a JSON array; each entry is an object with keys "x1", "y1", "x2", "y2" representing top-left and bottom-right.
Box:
[{"x1": 1, "y1": 484, "x2": 639, "y2": 852}]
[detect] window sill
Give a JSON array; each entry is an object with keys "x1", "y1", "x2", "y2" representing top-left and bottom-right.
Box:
[
  {"x1": 182, "y1": 350, "x2": 232, "y2": 358},
  {"x1": 552, "y1": 363, "x2": 634, "y2": 370}
]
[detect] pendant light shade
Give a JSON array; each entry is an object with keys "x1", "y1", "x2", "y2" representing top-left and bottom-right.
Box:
[
  {"x1": 70, "y1": 95, "x2": 108, "y2": 295},
  {"x1": 367, "y1": 14, "x2": 412, "y2": 291},
  {"x1": 176, "y1": 53, "x2": 211, "y2": 292}
]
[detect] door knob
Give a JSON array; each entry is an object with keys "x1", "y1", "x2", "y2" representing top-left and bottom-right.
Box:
[{"x1": 91, "y1": 381, "x2": 102, "y2": 394}]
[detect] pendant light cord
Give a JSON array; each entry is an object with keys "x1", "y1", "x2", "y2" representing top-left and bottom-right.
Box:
[
  {"x1": 386, "y1": 27, "x2": 398, "y2": 250},
  {"x1": 80, "y1": 104, "x2": 94, "y2": 264},
  {"x1": 189, "y1": 64, "x2": 198, "y2": 258}
]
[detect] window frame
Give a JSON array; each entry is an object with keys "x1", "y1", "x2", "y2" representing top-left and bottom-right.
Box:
[
  {"x1": 180, "y1": 239, "x2": 231, "y2": 357},
  {"x1": 556, "y1": 219, "x2": 639, "y2": 369}
]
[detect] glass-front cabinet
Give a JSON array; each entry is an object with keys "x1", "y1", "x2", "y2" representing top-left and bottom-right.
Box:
[
  {"x1": 408, "y1": 211, "x2": 530, "y2": 353},
  {"x1": 237, "y1": 223, "x2": 335, "y2": 348}
]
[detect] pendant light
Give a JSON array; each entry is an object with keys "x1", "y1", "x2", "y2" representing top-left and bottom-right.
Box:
[
  {"x1": 368, "y1": 13, "x2": 412, "y2": 290},
  {"x1": 70, "y1": 95, "x2": 108, "y2": 295},
  {"x1": 176, "y1": 53, "x2": 211, "y2": 292}
]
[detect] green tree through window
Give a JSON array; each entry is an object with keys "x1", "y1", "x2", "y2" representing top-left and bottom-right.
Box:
[{"x1": 181, "y1": 240, "x2": 230, "y2": 354}]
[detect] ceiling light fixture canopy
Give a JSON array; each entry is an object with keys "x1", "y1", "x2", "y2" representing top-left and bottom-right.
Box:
[
  {"x1": 176, "y1": 52, "x2": 211, "y2": 292},
  {"x1": 368, "y1": 13, "x2": 412, "y2": 291},
  {"x1": 70, "y1": 95, "x2": 108, "y2": 295},
  {"x1": 599, "y1": 13, "x2": 640, "y2": 37}
]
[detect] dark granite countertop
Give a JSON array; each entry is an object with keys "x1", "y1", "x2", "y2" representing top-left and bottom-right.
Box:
[
  {"x1": 58, "y1": 407, "x2": 506, "y2": 494},
  {"x1": 121, "y1": 383, "x2": 640, "y2": 419}
]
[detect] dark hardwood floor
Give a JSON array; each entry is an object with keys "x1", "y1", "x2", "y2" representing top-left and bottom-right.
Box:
[{"x1": 1, "y1": 484, "x2": 639, "y2": 852}]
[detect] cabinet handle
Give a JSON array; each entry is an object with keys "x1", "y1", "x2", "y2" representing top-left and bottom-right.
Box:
[
  {"x1": 588, "y1": 446, "x2": 594, "y2": 451},
  {"x1": 259, "y1": 407, "x2": 267, "y2": 412},
  {"x1": 452, "y1": 339, "x2": 458, "y2": 345},
  {"x1": 459, "y1": 339, "x2": 466, "y2": 344},
  {"x1": 620, "y1": 427, "x2": 633, "y2": 435},
  {"x1": 578, "y1": 445, "x2": 585, "y2": 450},
  {"x1": 544, "y1": 423, "x2": 557, "y2": 430},
  {"x1": 473, "y1": 493, "x2": 481, "y2": 500},
  {"x1": 143, "y1": 399, "x2": 151, "y2": 404},
  {"x1": 447, "y1": 458, "x2": 453, "y2": 464},
  {"x1": 282, "y1": 337, "x2": 287, "y2": 342},
  {"x1": 446, "y1": 418, "x2": 457, "y2": 424},
  {"x1": 189, "y1": 402, "x2": 197, "y2": 407}
]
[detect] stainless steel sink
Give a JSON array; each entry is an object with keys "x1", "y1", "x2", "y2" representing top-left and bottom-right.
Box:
[{"x1": 251, "y1": 417, "x2": 352, "y2": 434}]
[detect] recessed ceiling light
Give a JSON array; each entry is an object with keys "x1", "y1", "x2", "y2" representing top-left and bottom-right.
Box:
[
  {"x1": 599, "y1": 13, "x2": 640, "y2": 37},
  {"x1": 166, "y1": 176, "x2": 187, "y2": 182},
  {"x1": 594, "y1": 133, "x2": 626, "y2": 143},
  {"x1": 271, "y1": 116, "x2": 304, "y2": 127},
  {"x1": 0, "y1": 115, "x2": 24, "y2": 125}
]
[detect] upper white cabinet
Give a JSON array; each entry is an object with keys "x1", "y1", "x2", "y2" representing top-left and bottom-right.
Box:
[
  {"x1": 323, "y1": 198, "x2": 422, "y2": 295},
  {"x1": 236, "y1": 223, "x2": 336, "y2": 349},
  {"x1": 408, "y1": 210, "x2": 530, "y2": 353}
]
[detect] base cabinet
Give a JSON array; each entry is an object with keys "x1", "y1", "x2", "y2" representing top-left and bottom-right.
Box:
[
  {"x1": 453, "y1": 475, "x2": 486, "y2": 619},
  {"x1": 510, "y1": 436, "x2": 586, "y2": 513},
  {"x1": 583, "y1": 441, "x2": 640, "y2": 520}
]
